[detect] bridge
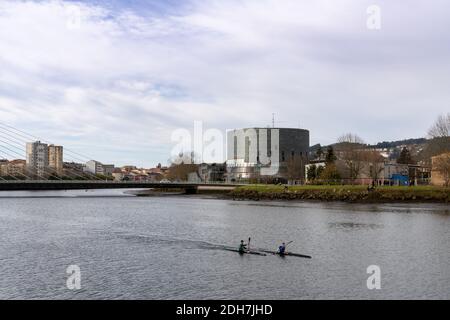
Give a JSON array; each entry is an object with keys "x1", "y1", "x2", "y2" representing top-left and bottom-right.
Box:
[
  {"x1": 0, "y1": 122, "x2": 241, "y2": 193},
  {"x1": 0, "y1": 181, "x2": 241, "y2": 193}
]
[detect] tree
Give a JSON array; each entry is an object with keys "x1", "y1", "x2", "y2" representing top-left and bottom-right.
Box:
[
  {"x1": 336, "y1": 133, "x2": 366, "y2": 184},
  {"x1": 319, "y1": 164, "x2": 341, "y2": 182},
  {"x1": 337, "y1": 133, "x2": 365, "y2": 145},
  {"x1": 397, "y1": 147, "x2": 413, "y2": 164},
  {"x1": 365, "y1": 150, "x2": 384, "y2": 182},
  {"x1": 315, "y1": 146, "x2": 323, "y2": 160},
  {"x1": 433, "y1": 153, "x2": 450, "y2": 187},
  {"x1": 428, "y1": 113, "x2": 450, "y2": 138},
  {"x1": 167, "y1": 163, "x2": 199, "y2": 181},
  {"x1": 306, "y1": 164, "x2": 317, "y2": 182},
  {"x1": 316, "y1": 165, "x2": 324, "y2": 177},
  {"x1": 422, "y1": 113, "x2": 450, "y2": 164},
  {"x1": 325, "y1": 146, "x2": 336, "y2": 164},
  {"x1": 169, "y1": 151, "x2": 197, "y2": 165},
  {"x1": 286, "y1": 155, "x2": 306, "y2": 183},
  {"x1": 166, "y1": 151, "x2": 200, "y2": 181}
]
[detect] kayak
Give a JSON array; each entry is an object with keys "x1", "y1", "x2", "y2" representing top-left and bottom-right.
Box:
[
  {"x1": 222, "y1": 247, "x2": 267, "y2": 256},
  {"x1": 259, "y1": 250, "x2": 311, "y2": 259}
]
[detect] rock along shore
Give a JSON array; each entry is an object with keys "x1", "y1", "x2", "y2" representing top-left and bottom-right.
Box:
[{"x1": 229, "y1": 185, "x2": 450, "y2": 203}]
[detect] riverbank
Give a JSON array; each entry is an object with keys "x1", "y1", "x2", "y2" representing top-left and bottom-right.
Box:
[{"x1": 229, "y1": 185, "x2": 450, "y2": 202}]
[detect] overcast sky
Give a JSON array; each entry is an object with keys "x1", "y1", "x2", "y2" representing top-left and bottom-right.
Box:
[{"x1": 0, "y1": 0, "x2": 449, "y2": 167}]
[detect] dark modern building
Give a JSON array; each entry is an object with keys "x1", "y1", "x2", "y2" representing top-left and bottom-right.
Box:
[{"x1": 226, "y1": 127, "x2": 310, "y2": 182}]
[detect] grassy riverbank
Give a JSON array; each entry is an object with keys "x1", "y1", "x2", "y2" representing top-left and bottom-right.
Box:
[{"x1": 229, "y1": 185, "x2": 450, "y2": 202}]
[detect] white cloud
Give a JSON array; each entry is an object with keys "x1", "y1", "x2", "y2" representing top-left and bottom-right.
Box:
[{"x1": 0, "y1": 0, "x2": 449, "y2": 166}]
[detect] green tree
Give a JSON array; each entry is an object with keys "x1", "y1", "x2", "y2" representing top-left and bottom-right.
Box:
[
  {"x1": 397, "y1": 147, "x2": 413, "y2": 164},
  {"x1": 315, "y1": 146, "x2": 323, "y2": 159},
  {"x1": 316, "y1": 165, "x2": 324, "y2": 177},
  {"x1": 325, "y1": 146, "x2": 337, "y2": 164},
  {"x1": 306, "y1": 164, "x2": 317, "y2": 181},
  {"x1": 319, "y1": 163, "x2": 341, "y2": 182}
]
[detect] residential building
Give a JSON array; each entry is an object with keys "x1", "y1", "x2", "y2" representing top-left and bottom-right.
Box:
[
  {"x1": 48, "y1": 145, "x2": 63, "y2": 175},
  {"x1": 112, "y1": 168, "x2": 125, "y2": 181},
  {"x1": 26, "y1": 141, "x2": 49, "y2": 177},
  {"x1": 121, "y1": 166, "x2": 137, "y2": 173},
  {"x1": 304, "y1": 161, "x2": 326, "y2": 182},
  {"x1": 102, "y1": 164, "x2": 115, "y2": 176},
  {"x1": 85, "y1": 160, "x2": 115, "y2": 176},
  {"x1": 85, "y1": 160, "x2": 104, "y2": 175},
  {"x1": 0, "y1": 159, "x2": 27, "y2": 178},
  {"x1": 63, "y1": 162, "x2": 85, "y2": 176}
]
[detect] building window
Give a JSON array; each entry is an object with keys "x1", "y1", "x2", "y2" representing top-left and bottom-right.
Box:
[{"x1": 281, "y1": 151, "x2": 285, "y2": 162}]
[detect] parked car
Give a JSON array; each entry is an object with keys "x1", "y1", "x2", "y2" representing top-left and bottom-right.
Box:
[{"x1": 159, "y1": 179, "x2": 171, "y2": 183}]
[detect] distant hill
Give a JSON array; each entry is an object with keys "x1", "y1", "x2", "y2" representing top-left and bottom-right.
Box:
[
  {"x1": 310, "y1": 138, "x2": 427, "y2": 152},
  {"x1": 369, "y1": 138, "x2": 427, "y2": 149},
  {"x1": 309, "y1": 138, "x2": 428, "y2": 161}
]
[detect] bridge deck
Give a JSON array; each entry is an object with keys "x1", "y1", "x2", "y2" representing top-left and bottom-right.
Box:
[{"x1": 0, "y1": 181, "x2": 241, "y2": 191}]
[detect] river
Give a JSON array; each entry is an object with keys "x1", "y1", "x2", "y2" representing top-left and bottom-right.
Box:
[{"x1": 0, "y1": 190, "x2": 448, "y2": 299}]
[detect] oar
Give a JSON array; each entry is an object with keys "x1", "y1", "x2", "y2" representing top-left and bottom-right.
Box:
[
  {"x1": 277, "y1": 240, "x2": 293, "y2": 254},
  {"x1": 284, "y1": 240, "x2": 293, "y2": 253}
]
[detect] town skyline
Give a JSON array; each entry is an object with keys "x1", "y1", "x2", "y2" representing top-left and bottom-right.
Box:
[
  {"x1": 1, "y1": 112, "x2": 448, "y2": 187},
  {"x1": 0, "y1": 120, "x2": 442, "y2": 169}
]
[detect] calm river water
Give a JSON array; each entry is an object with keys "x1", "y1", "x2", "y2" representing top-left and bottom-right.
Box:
[{"x1": 0, "y1": 189, "x2": 449, "y2": 299}]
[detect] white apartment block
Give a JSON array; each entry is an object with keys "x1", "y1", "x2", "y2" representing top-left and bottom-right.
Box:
[{"x1": 26, "y1": 141, "x2": 49, "y2": 177}]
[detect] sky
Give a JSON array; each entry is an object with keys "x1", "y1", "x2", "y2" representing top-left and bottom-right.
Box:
[{"x1": 0, "y1": 0, "x2": 449, "y2": 167}]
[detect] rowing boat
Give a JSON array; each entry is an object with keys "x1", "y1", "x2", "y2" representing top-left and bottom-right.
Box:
[
  {"x1": 222, "y1": 247, "x2": 267, "y2": 256},
  {"x1": 259, "y1": 249, "x2": 311, "y2": 259}
]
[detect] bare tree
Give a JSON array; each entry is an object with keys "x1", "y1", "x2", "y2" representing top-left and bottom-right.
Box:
[
  {"x1": 421, "y1": 113, "x2": 450, "y2": 164},
  {"x1": 285, "y1": 155, "x2": 306, "y2": 184},
  {"x1": 338, "y1": 133, "x2": 365, "y2": 145},
  {"x1": 428, "y1": 113, "x2": 450, "y2": 138},
  {"x1": 336, "y1": 133, "x2": 366, "y2": 184},
  {"x1": 433, "y1": 153, "x2": 450, "y2": 187},
  {"x1": 167, "y1": 151, "x2": 199, "y2": 181},
  {"x1": 167, "y1": 163, "x2": 199, "y2": 182},
  {"x1": 365, "y1": 150, "x2": 384, "y2": 183}
]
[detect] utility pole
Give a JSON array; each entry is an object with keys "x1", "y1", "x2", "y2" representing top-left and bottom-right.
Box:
[{"x1": 272, "y1": 113, "x2": 275, "y2": 128}]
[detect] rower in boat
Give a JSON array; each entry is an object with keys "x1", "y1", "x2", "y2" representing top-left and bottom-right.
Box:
[
  {"x1": 278, "y1": 242, "x2": 286, "y2": 255},
  {"x1": 238, "y1": 240, "x2": 247, "y2": 253}
]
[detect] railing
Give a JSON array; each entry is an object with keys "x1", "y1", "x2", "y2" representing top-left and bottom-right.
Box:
[{"x1": 0, "y1": 180, "x2": 245, "y2": 185}]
